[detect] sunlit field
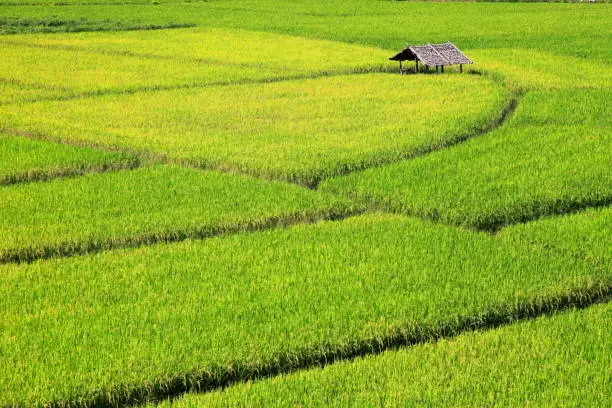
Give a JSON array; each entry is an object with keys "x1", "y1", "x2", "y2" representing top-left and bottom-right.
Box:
[
  {"x1": 0, "y1": 74, "x2": 509, "y2": 185},
  {"x1": 0, "y1": 1, "x2": 610, "y2": 406}
]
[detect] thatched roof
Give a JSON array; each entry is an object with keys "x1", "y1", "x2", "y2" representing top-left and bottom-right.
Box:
[{"x1": 389, "y1": 42, "x2": 473, "y2": 66}]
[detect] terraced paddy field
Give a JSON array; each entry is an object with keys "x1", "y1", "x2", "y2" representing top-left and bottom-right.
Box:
[{"x1": 0, "y1": 1, "x2": 610, "y2": 407}]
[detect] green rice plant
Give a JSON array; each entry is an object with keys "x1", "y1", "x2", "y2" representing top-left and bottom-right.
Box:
[
  {"x1": 0, "y1": 80, "x2": 61, "y2": 105},
  {"x1": 0, "y1": 134, "x2": 137, "y2": 185},
  {"x1": 0, "y1": 165, "x2": 352, "y2": 263},
  {"x1": 0, "y1": 214, "x2": 608, "y2": 406},
  {"x1": 0, "y1": 41, "x2": 272, "y2": 102},
  {"x1": 0, "y1": 16, "x2": 194, "y2": 35},
  {"x1": 0, "y1": 74, "x2": 510, "y2": 186},
  {"x1": 2, "y1": 2, "x2": 610, "y2": 64},
  {"x1": 321, "y1": 89, "x2": 611, "y2": 230},
  {"x1": 154, "y1": 303, "x2": 612, "y2": 407},
  {"x1": 469, "y1": 48, "x2": 612, "y2": 91},
  {"x1": 2, "y1": 27, "x2": 391, "y2": 75},
  {"x1": 500, "y1": 206, "x2": 611, "y2": 268},
  {"x1": 0, "y1": 28, "x2": 391, "y2": 104}
]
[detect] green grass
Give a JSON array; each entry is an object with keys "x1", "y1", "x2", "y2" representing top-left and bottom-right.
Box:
[
  {"x1": 154, "y1": 302, "x2": 611, "y2": 407},
  {"x1": 0, "y1": 214, "x2": 608, "y2": 406},
  {"x1": 500, "y1": 206, "x2": 611, "y2": 268},
  {"x1": 321, "y1": 89, "x2": 611, "y2": 230},
  {"x1": 0, "y1": 133, "x2": 137, "y2": 185},
  {"x1": 0, "y1": 74, "x2": 510, "y2": 186},
  {"x1": 0, "y1": 165, "x2": 352, "y2": 263}
]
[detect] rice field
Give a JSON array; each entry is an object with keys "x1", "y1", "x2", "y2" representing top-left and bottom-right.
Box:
[
  {"x1": 500, "y1": 206, "x2": 611, "y2": 267},
  {"x1": 0, "y1": 133, "x2": 137, "y2": 185},
  {"x1": 0, "y1": 165, "x2": 352, "y2": 263},
  {"x1": 1, "y1": 214, "x2": 608, "y2": 406},
  {"x1": 0, "y1": 1, "x2": 610, "y2": 406},
  {"x1": 0, "y1": 74, "x2": 509, "y2": 186},
  {"x1": 321, "y1": 89, "x2": 611, "y2": 230},
  {"x1": 0, "y1": 28, "x2": 390, "y2": 104},
  {"x1": 154, "y1": 302, "x2": 612, "y2": 407}
]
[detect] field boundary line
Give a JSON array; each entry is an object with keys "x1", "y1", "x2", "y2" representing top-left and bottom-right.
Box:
[
  {"x1": 484, "y1": 198, "x2": 612, "y2": 233},
  {"x1": 1, "y1": 83, "x2": 518, "y2": 190},
  {"x1": 23, "y1": 282, "x2": 610, "y2": 408},
  {"x1": 0, "y1": 76, "x2": 71, "y2": 91},
  {"x1": 350, "y1": 194, "x2": 612, "y2": 235},
  {"x1": 304, "y1": 88, "x2": 522, "y2": 189},
  {"x1": 0, "y1": 65, "x2": 395, "y2": 108},
  {"x1": 0, "y1": 157, "x2": 140, "y2": 187},
  {"x1": 0, "y1": 39, "x2": 270, "y2": 69},
  {"x1": 0, "y1": 205, "x2": 364, "y2": 265}
]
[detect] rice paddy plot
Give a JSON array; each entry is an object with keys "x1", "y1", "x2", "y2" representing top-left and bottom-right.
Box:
[
  {"x1": 0, "y1": 74, "x2": 510, "y2": 186},
  {"x1": 469, "y1": 48, "x2": 612, "y2": 91},
  {"x1": 0, "y1": 80, "x2": 61, "y2": 105},
  {"x1": 0, "y1": 15, "x2": 195, "y2": 36},
  {"x1": 4, "y1": 1, "x2": 609, "y2": 64},
  {"x1": 0, "y1": 214, "x2": 608, "y2": 406},
  {"x1": 0, "y1": 41, "x2": 271, "y2": 102},
  {"x1": 0, "y1": 27, "x2": 393, "y2": 105},
  {"x1": 153, "y1": 303, "x2": 611, "y2": 408},
  {"x1": 0, "y1": 134, "x2": 137, "y2": 186},
  {"x1": 0, "y1": 165, "x2": 352, "y2": 263},
  {"x1": 321, "y1": 89, "x2": 612, "y2": 230},
  {"x1": 500, "y1": 206, "x2": 611, "y2": 269},
  {"x1": 3, "y1": 27, "x2": 391, "y2": 76},
  {"x1": 0, "y1": 28, "x2": 391, "y2": 103}
]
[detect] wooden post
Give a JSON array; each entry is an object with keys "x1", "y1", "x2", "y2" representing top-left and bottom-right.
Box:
[
  {"x1": 399, "y1": 60, "x2": 402, "y2": 74},
  {"x1": 426, "y1": 65, "x2": 429, "y2": 73},
  {"x1": 460, "y1": 64, "x2": 463, "y2": 73},
  {"x1": 416, "y1": 60, "x2": 419, "y2": 73},
  {"x1": 441, "y1": 65, "x2": 445, "y2": 73}
]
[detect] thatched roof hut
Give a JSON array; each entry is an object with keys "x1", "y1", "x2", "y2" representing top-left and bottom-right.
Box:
[{"x1": 389, "y1": 42, "x2": 473, "y2": 73}]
